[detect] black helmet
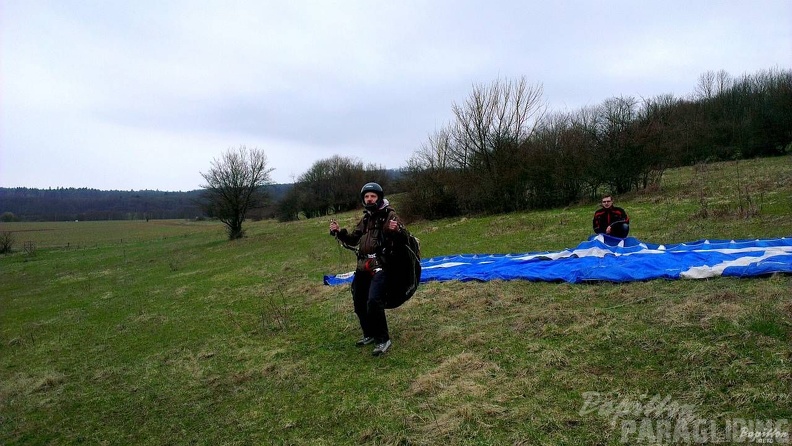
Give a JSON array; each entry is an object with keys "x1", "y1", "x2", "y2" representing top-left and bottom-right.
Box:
[
  {"x1": 360, "y1": 182, "x2": 384, "y2": 210},
  {"x1": 360, "y1": 182, "x2": 383, "y2": 200}
]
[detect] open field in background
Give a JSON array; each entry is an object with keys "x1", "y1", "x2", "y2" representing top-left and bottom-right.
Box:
[
  {"x1": 1, "y1": 156, "x2": 791, "y2": 445},
  {"x1": 0, "y1": 219, "x2": 225, "y2": 250}
]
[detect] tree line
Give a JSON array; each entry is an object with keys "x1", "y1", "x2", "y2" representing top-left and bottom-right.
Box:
[
  {"x1": 399, "y1": 67, "x2": 791, "y2": 219},
  {"x1": 0, "y1": 188, "x2": 206, "y2": 222},
  {"x1": 274, "y1": 155, "x2": 394, "y2": 221},
  {"x1": 271, "y1": 67, "x2": 790, "y2": 221}
]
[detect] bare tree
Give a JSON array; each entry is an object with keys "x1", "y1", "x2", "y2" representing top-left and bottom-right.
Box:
[
  {"x1": 590, "y1": 96, "x2": 642, "y2": 193},
  {"x1": 0, "y1": 231, "x2": 14, "y2": 254},
  {"x1": 402, "y1": 126, "x2": 461, "y2": 218},
  {"x1": 446, "y1": 77, "x2": 546, "y2": 212},
  {"x1": 201, "y1": 146, "x2": 274, "y2": 239},
  {"x1": 695, "y1": 69, "x2": 732, "y2": 100},
  {"x1": 714, "y1": 69, "x2": 732, "y2": 96},
  {"x1": 695, "y1": 70, "x2": 717, "y2": 100},
  {"x1": 448, "y1": 77, "x2": 545, "y2": 169}
]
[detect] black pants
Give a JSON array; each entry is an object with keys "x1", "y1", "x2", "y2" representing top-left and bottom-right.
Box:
[{"x1": 352, "y1": 270, "x2": 389, "y2": 342}]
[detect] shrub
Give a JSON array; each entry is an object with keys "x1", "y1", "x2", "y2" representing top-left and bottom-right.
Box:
[{"x1": 0, "y1": 231, "x2": 14, "y2": 254}]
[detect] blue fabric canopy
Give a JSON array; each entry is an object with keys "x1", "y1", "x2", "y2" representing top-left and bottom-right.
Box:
[{"x1": 323, "y1": 235, "x2": 792, "y2": 286}]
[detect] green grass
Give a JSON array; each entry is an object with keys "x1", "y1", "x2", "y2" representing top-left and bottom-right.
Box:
[{"x1": 1, "y1": 156, "x2": 791, "y2": 445}]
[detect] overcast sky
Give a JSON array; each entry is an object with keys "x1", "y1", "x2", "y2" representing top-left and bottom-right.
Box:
[{"x1": 2, "y1": 1, "x2": 790, "y2": 191}]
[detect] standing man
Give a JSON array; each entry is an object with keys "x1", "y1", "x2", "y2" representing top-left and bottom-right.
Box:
[
  {"x1": 593, "y1": 195, "x2": 630, "y2": 237},
  {"x1": 329, "y1": 182, "x2": 407, "y2": 356}
]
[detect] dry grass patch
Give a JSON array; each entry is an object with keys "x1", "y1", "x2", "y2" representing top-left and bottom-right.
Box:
[
  {"x1": 408, "y1": 352, "x2": 505, "y2": 438},
  {"x1": 0, "y1": 371, "x2": 67, "y2": 402},
  {"x1": 655, "y1": 294, "x2": 748, "y2": 329},
  {"x1": 409, "y1": 352, "x2": 499, "y2": 399}
]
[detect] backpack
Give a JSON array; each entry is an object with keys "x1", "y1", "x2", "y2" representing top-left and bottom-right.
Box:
[{"x1": 382, "y1": 228, "x2": 421, "y2": 309}]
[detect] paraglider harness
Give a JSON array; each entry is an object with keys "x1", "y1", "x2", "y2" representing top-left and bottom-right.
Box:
[
  {"x1": 607, "y1": 220, "x2": 630, "y2": 238},
  {"x1": 336, "y1": 207, "x2": 421, "y2": 309}
]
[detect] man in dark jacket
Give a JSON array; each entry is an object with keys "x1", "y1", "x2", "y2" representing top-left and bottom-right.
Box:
[
  {"x1": 329, "y1": 182, "x2": 407, "y2": 356},
  {"x1": 593, "y1": 195, "x2": 630, "y2": 237}
]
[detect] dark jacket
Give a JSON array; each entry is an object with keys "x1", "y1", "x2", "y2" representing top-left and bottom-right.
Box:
[
  {"x1": 335, "y1": 203, "x2": 407, "y2": 264},
  {"x1": 593, "y1": 206, "x2": 629, "y2": 234}
]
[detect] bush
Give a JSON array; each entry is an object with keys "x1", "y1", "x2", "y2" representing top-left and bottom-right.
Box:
[{"x1": 0, "y1": 231, "x2": 14, "y2": 254}]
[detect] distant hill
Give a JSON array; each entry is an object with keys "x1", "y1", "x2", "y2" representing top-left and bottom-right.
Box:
[{"x1": 0, "y1": 184, "x2": 294, "y2": 222}]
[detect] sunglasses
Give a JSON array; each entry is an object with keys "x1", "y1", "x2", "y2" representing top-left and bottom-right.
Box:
[{"x1": 601, "y1": 200, "x2": 612, "y2": 203}]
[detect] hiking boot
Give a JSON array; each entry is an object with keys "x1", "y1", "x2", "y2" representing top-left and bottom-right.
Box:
[
  {"x1": 372, "y1": 339, "x2": 392, "y2": 356},
  {"x1": 356, "y1": 336, "x2": 375, "y2": 346}
]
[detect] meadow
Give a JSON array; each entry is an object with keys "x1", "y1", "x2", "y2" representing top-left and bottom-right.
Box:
[{"x1": 1, "y1": 156, "x2": 791, "y2": 445}]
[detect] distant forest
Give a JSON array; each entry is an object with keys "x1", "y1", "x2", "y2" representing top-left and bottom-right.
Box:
[{"x1": 0, "y1": 185, "x2": 293, "y2": 222}]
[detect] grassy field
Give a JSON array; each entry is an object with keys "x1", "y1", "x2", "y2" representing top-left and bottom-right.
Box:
[{"x1": 1, "y1": 156, "x2": 791, "y2": 445}]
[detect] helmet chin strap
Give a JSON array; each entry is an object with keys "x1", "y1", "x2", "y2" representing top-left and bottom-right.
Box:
[{"x1": 364, "y1": 198, "x2": 383, "y2": 211}]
